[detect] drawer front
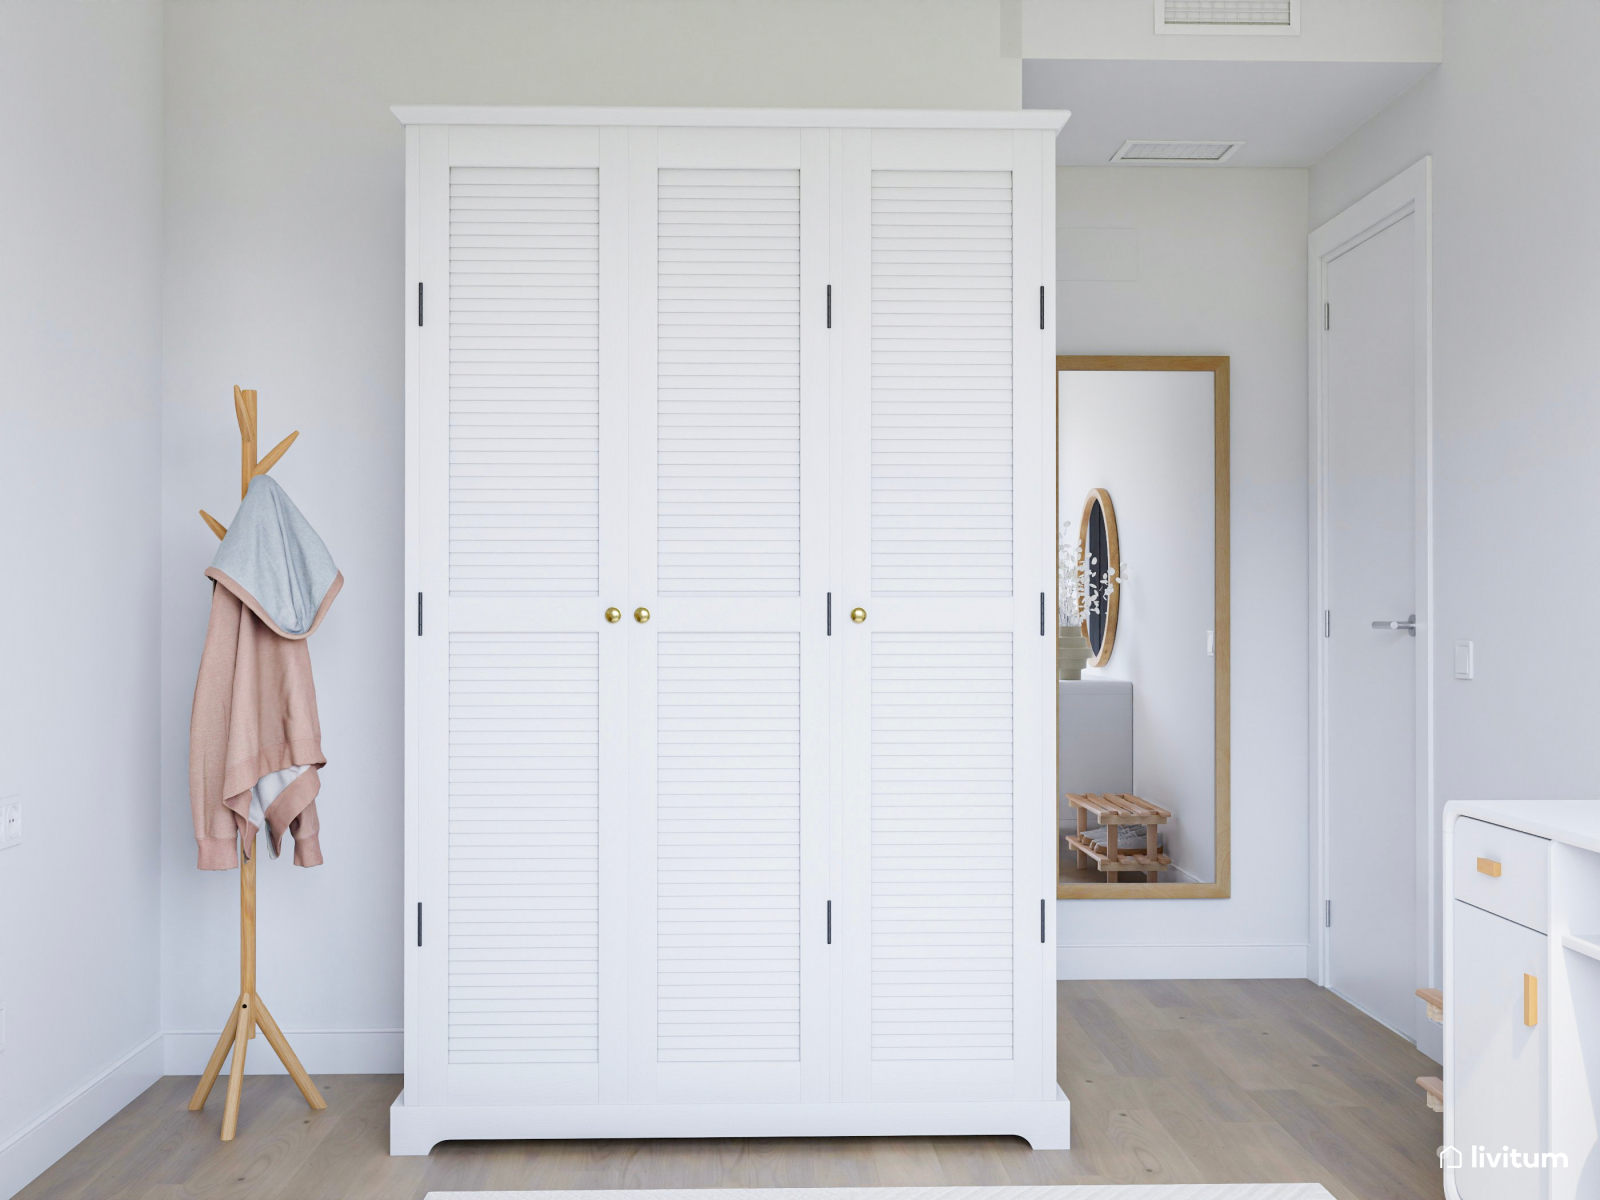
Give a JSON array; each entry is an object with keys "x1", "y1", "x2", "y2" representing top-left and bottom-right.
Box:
[{"x1": 1454, "y1": 817, "x2": 1549, "y2": 933}]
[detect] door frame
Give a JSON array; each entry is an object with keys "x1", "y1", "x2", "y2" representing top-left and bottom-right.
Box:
[{"x1": 1307, "y1": 157, "x2": 1435, "y2": 1052}]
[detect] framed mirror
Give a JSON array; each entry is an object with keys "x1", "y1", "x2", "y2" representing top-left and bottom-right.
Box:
[
  {"x1": 1056, "y1": 356, "x2": 1230, "y2": 898},
  {"x1": 1078, "y1": 487, "x2": 1119, "y2": 666}
]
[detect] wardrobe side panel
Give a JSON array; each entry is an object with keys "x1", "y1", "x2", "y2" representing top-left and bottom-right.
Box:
[
  {"x1": 413, "y1": 122, "x2": 453, "y2": 1107},
  {"x1": 403, "y1": 121, "x2": 424, "y2": 1103}
]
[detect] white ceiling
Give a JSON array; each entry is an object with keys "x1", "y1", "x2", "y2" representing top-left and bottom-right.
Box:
[{"x1": 1023, "y1": 58, "x2": 1437, "y2": 167}]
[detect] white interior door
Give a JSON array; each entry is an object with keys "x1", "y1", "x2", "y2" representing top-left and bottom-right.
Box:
[
  {"x1": 623, "y1": 127, "x2": 831, "y2": 1104},
  {"x1": 414, "y1": 124, "x2": 631, "y2": 1106},
  {"x1": 1322, "y1": 211, "x2": 1421, "y2": 1040},
  {"x1": 838, "y1": 128, "x2": 1048, "y2": 1103}
]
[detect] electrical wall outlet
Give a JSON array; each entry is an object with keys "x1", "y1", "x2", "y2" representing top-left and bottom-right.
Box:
[{"x1": 0, "y1": 800, "x2": 19, "y2": 848}]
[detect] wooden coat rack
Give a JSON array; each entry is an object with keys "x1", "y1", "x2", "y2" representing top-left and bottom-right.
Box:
[{"x1": 188, "y1": 386, "x2": 326, "y2": 1140}]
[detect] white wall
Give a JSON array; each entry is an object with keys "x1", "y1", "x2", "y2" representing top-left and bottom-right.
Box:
[
  {"x1": 1061, "y1": 370, "x2": 1217, "y2": 883},
  {"x1": 1055, "y1": 167, "x2": 1310, "y2": 978},
  {"x1": 0, "y1": 2, "x2": 166, "y2": 1194},
  {"x1": 1311, "y1": 1, "x2": 1600, "y2": 984},
  {"x1": 1023, "y1": 0, "x2": 1441, "y2": 63},
  {"x1": 157, "y1": 0, "x2": 1024, "y2": 1072}
]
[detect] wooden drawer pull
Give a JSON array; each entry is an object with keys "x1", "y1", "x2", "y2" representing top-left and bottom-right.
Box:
[
  {"x1": 1525, "y1": 973, "x2": 1538, "y2": 1027},
  {"x1": 1477, "y1": 857, "x2": 1503, "y2": 877}
]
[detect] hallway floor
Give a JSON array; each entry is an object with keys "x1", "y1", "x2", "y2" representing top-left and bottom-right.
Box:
[{"x1": 17, "y1": 979, "x2": 1444, "y2": 1200}]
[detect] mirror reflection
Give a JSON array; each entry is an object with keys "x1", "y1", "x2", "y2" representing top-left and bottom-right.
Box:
[{"x1": 1056, "y1": 362, "x2": 1228, "y2": 893}]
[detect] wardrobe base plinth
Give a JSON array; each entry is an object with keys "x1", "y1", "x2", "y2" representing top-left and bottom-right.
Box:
[{"x1": 388, "y1": 1087, "x2": 1072, "y2": 1154}]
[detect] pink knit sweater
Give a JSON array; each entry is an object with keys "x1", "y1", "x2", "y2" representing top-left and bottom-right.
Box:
[{"x1": 188, "y1": 569, "x2": 341, "y2": 869}]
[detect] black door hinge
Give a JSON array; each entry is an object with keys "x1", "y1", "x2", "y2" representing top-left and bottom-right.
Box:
[
  {"x1": 1041, "y1": 592, "x2": 1047, "y2": 636},
  {"x1": 826, "y1": 592, "x2": 832, "y2": 636},
  {"x1": 1324, "y1": 302, "x2": 1330, "y2": 331},
  {"x1": 826, "y1": 900, "x2": 833, "y2": 944},
  {"x1": 1041, "y1": 898, "x2": 1047, "y2": 943},
  {"x1": 826, "y1": 284, "x2": 832, "y2": 329},
  {"x1": 417, "y1": 591, "x2": 423, "y2": 636},
  {"x1": 1039, "y1": 286, "x2": 1045, "y2": 330},
  {"x1": 419, "y1": 282, "x2": 424, "y2": 327},
  {"x1": 417, "y1": 902, "x2": 424, "y2": 946}
]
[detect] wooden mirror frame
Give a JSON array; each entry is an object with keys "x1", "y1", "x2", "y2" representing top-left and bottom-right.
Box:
[
  {"x1": 1078, "y1": 487, "x2": 1120, "y2": 667},
  {"x1": 1055, "y1": 356, "x2": 1230, "y2": 899}
]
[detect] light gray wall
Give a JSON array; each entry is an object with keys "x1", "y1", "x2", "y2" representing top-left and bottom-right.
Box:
[
  {"x1": 1055, "y1": 167, "x2": 1311, "y2": 978},
  {"x1": 1311, "y1": 0, "x2": 1600, "y2": 984},
  {"x1": 157, "y1": 0, "x2": 1024, "y2": 1070},
  {"x1": 0, "y1": 1, "x2": 165, "y2": 1191}
]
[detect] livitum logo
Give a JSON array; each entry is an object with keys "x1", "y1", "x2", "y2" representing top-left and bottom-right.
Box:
[{"x1": 1437, "y1": 1145, "x2": 1568, "y2": 1170}]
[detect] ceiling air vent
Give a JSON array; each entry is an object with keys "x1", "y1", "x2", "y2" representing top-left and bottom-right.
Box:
[
  {"x1": 1157, "y1": 0, "x2": 1298, "y2": 34},
  {"x1": 1112, "y1": 140, "x2": 1244, "y2": 165}
]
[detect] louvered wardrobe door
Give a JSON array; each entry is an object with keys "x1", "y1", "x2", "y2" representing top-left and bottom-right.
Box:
[
  {"x1": 837, "y1": 130, "x2": 1052, "y2": 1103},
  {"x1": 410, "y1": 125, "x2": 629, "y2": 1105},
  {"x1": 623, "y1": 128, "x2": 831, "y2": 1105}
]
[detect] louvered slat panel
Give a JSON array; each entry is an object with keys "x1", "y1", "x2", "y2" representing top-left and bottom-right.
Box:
[
  {"x1": 871, "y1": 632, "x2": 1013, "y2": 1061},
  {"x1": 871, "y1": 170, "x2": 1013, "y2": 597},
  {"x1": 658, "y1": 632, "x2": 801, "y2": 1062},
  {"x1": 1165, "y1": 0, "x2": 1292, "y2": 27},
  {"x1": 658, "y1": 168, "x2": 800, "y2": 596},
  {"x1": 448, "y1": 632, "x2": 599, "y2": 1064},
  {"x1": 450, "y1": 167, "x2": 599, "y2": 597}
]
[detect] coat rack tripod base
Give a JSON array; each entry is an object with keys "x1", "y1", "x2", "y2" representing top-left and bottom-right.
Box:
[
  {"x1": 187, "y1": 835, "x2": 327, "y2": 1139},
  {"x1": 188, "y1": 387, "x2": 325, "y2": 1141}
]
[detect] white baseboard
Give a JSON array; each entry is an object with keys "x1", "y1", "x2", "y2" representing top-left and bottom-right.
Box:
[
  {"x1": 162, "y1": 1027, "x2": 401, "y2": 1075},
  {"x1": 0, "y1": 1031, "x2": 163, "y2": 1200},
  {"x1": 1057, "y1": 942, "x2": 1308, "y2": 980}
]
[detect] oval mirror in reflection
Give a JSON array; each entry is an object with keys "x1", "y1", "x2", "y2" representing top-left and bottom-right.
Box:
[{"x1": 1078, "y1": 488, "x2": 1120, "y2": 665}]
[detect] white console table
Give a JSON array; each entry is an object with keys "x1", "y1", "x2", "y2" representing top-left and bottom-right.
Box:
[{"x1": 1444, "y1": 800, "x2": 1600, "y2": 1200}]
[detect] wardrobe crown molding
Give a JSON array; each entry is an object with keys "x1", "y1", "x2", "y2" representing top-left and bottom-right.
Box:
[{"x1": 390, "y1": 104, "x2": 1071, "y2": 130}]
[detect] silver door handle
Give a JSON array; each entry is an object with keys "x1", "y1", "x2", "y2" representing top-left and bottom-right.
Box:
[{"x1": 1371, "y1": 614, "x2": 1417, "y2": 635}]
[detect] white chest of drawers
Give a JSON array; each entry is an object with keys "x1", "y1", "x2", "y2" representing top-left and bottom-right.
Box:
[{"x1": 1444, "y1": 801, "x2": 1600, "y2": 1200}]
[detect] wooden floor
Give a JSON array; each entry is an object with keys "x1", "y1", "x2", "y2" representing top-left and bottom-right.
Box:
[{"x1": 18, "y1": 980, "x2": 1443, "y2": 1200}]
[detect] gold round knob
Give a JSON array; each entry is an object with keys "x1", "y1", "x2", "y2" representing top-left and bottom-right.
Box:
[
  {"x1": 605, "y1": 607, "x2": 622, "y2": 624},
  {"x1": 634, "y1": 607, "x2": 651, "y2": 624},
  {"x1": 850, "y1": 607, "x2": 867, "y2": 624}
]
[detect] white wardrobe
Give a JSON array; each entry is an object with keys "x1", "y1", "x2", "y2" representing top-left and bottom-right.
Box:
[{"x1": 394, "y1": 106, "x2": 1069, "y2": 1154}]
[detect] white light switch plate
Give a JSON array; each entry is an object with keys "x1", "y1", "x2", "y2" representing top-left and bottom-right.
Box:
[{"x1": 1454, "y1": 640, "x2": 1474, "y2": 680}]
